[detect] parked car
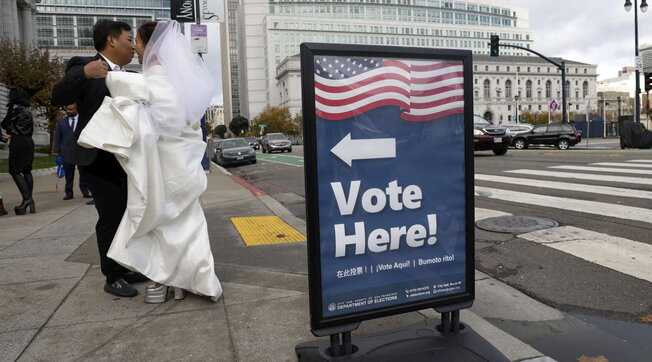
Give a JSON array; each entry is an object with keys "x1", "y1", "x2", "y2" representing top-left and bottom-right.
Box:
[
  {"x1": 244, "y1": 137, "x2": 260, "y2": 150},
  {"x1": 501, "y1": 123, "x2": 534, "y2": 136},
  {"x1": 213, "y1": 138, "x2": 256, "y2": 166},
  {"x1": 511, "y1": 123, "x2": 581, "y2": 150},
  {"x1": 261, "y1": 132, "x2": 292, "y2": 153},
  {"x1": 473, "y1": 115, "x2": 511, "y2": 155}
]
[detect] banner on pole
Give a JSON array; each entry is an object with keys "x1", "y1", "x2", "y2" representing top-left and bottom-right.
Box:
[
  {"x1": 199, "y1": 0, "x2": 225, "y2": 23},
  {"x1": 171, "y1": 0, "x2": 197, "y2": 22}
]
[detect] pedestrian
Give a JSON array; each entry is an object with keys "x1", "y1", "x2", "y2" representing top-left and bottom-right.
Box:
[
  {"x1": 52, "y1": 104, "x2": 93, "y2": 201},
  {"x1": 77, "y1": 20, "x2": 222, "y2": 304},
  {"x1": 0, "y1": 125, "x2": 8, "y2": 216},
  {"x1": 51, "y1": 20, "x2": 147, "y2": 298},
  {"x1": 1, "y1": 87, "x2": 35, "y2": 215}
]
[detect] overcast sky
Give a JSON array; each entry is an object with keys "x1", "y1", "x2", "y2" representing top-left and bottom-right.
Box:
[{"x1": 506, "y1": 0, "x2": 652, "y2": 79}]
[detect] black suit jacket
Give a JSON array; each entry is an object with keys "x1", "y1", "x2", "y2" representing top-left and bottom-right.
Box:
[{"x1": 52, "y1": 54, "x2": 110, "y2": 166}]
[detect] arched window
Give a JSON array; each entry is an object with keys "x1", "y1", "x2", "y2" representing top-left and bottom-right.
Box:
[
  {"x1": 582, "y1": 81, "x2": 588, "y2": 98},
  {"x1": 505, "y1": 79, "x2": 512, "y2": 98},
  {"x1": 526, "y1": 80, "x2": 532, "y2": 99},
  {"x1": 483, "y1": 79, "x2": 490, "y2": 100},
  {"x1": 545, "y1": 80, "x2": 552, "y2": 98}
]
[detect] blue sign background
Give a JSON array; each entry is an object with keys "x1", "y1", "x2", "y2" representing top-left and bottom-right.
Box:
[{"x1": 316, "y1": 104, "x2": 468, "y2": 318}]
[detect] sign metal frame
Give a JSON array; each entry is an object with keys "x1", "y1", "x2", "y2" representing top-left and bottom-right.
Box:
[{"x1": 301, "y1": 43, "x2": 476, "y2": 334}]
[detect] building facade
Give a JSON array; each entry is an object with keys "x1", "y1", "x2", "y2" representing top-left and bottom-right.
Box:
[
  {"x1": 236, "y1": 0, "x2": 535, "y2": 120},
  {"x1": 275, "y1": 54, "x2": 598, "y2": 125},
  {"x1": 34, "y1": 0, "x2": 169, "y2": 64},
  {"x1": 1, "y1": 0, "x2": 38, "y2": 117}
]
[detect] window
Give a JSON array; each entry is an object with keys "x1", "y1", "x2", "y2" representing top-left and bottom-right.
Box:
[
  {"x1": 483, "y1": 79, "x2": 490, "y2": 100},
  {"x1": 565, "y1": 81, "x2": 570, "y2": 98},
  {"x1": 526, "y1": 80, "x2": 532, "y2": 99},
  {"x1": 505, "y1": 79, "x2": 512, "y2": 98},
  {"x1": 36, "y1": 16, "x2": 52, "y2": 25},
  {"x1": 56, "y1": 16, "x2": 74, "y2": 26},
  {"x1": 533, "y1": 126, "x2": 547, "y2": 134},
  {"x1": 545, "y1": 80, "x2": 552, "y2": 98},
  {"x1": 582, "y1": 81, "x2": 588, "y2": 98}
]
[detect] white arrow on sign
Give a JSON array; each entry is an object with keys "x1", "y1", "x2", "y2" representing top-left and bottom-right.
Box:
[{"x1": 330, "y1": 133, "x2": 396, "y2": 167}]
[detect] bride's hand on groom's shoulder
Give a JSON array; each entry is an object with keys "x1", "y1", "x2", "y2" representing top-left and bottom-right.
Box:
[{"x1": 84, "y1": 59, "x2": 109, "y2": 79}]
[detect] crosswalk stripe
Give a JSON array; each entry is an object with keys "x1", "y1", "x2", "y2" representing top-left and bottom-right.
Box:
[
  {"x1": 628, "y1": 159, "x2": 652, "y2": 163},
  {"x1": 591, "y1": 162, "x2": 652, "y2": 168},
  {"x1": 475, "y1": 207, "x2": 511, "y2": 221},
  {"x1": 475, "y1": 187, "x2": 652, "y2": 224},
  {"x1": 505, "y1": 169, "x2": 652, "y2": 186},
  {"x1": 549, "y1": 165, "x2": 652, "y2": 175},
  {"x1": 476, "y1": 174, "x2": 652, "y2": 200},
  {"x1": 520, "y1": 226, "x2": 652, "y2": 283}
]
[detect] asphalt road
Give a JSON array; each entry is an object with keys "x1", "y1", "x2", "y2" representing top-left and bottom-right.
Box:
[{"x1": 226, "y1": 145, "x2": 652, "y2": 360}]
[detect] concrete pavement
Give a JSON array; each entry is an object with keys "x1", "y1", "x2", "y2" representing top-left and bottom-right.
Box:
[{"x1": 0, "y1": 165, "x2": 557, "y2": 361}]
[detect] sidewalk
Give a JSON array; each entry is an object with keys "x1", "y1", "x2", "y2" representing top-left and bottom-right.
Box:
[{"x1": 0, "y1": 166, "x2": 556, "y2": 361}]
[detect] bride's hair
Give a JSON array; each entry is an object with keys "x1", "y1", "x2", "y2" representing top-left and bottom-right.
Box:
[{"x1": 137, "y1": 21, "x2": 158, "y2": 46}]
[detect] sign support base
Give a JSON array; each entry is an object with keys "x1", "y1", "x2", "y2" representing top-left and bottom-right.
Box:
[{"x1": 295, "y1": 313, "x2": 508, "y2": 362}]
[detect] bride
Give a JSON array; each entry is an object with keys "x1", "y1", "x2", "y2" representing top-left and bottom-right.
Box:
[{"x1": 78, "y1": 20, "x2": 222, "y2": 303}]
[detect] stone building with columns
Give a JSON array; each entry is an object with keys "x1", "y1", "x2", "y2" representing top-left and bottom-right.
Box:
[
  {"x1": 1, "y1": 0, "x2": 38, "y2": 117},
  {"x1": 275, "y1": 53, "x2": 598, "y2": 125}
]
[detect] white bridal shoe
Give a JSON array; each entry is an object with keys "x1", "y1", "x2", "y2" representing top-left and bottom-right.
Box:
[{"x1": 144, "y1": 284, "x2": 186, "y2": 303}]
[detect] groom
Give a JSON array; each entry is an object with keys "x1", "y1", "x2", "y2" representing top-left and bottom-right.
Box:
[{"x1": 52, "y1": 20, "x2": 146, "y2": 297}]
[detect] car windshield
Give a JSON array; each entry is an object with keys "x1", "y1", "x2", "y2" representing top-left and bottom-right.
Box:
[
  {"x1": 267, "y1": 134, "x2": 287, "y2": 140},
  {"x1": 473, "y1": 116, "x2": 490, "y2": 125},
  {"x1": 244, "y1": 137, "x2": 256, "y2": 143},
  {"x1": 221, "y1": 139, "x2": 249, "y2": 148}
]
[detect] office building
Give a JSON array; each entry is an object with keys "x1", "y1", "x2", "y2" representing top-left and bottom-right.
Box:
[{"x1": 236, "y1": 0, "x2": 536, "y2": 120}]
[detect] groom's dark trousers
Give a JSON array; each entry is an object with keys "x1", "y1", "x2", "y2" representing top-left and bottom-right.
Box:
[{"x1": 52, "y1": 54, "x2": 129, "y2": 284}]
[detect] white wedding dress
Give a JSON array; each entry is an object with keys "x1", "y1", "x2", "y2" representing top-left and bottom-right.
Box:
[{"x1": 78, "y1": 68, "x2": 222, "y2": 298}]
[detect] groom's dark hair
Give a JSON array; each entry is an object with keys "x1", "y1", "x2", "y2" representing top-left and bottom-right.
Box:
[{"x1": 93, "y1": 20, "x2": 132, "y2": 52}]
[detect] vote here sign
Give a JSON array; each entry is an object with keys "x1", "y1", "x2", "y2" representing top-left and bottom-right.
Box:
[{"x1": 301, "y1": 44, "x2": 475, "y2": 332}]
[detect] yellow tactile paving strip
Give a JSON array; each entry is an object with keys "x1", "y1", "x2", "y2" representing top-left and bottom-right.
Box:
[{"x1": 231, "y1": 216, "x2": 306, "y2": 246}]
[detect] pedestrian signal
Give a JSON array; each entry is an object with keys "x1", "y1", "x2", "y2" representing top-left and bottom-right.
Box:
[{"x1": 645, "y1": 72, "x2": 652, "y2": 92}]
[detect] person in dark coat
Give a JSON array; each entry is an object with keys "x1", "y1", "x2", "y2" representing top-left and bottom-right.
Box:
[
  {"x1": 53, "y1": 103, "x2": 91, "y2": 201},
  {"x1": 1, "y1": 87, "x2": 35, "y2": 215},
  {"x1": 0, "y1": 125, "x2": 8, "y2": 216},
  {"x1": 52, "y1": 20, "x2": 147, "y2": 298}
]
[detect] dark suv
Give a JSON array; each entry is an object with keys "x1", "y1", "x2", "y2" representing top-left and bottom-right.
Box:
[
  {"x1": 512, "y1": 123, "x2": 581, "y2": 150},
  {"x1": 473, "y1": 116, "x2": 511, "y2": 155},
  {"x1": 261, "y1": 133, "x2": 292, "y2": 153}
]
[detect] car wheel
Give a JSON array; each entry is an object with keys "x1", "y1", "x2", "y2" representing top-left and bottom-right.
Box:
[
  {"x1": 493, "y1": 146, "x2": 508, "y2": 156},
  {"x1": 289, "y1": 148, "x2": 293, "y2": 153},
  {"x1": 557, "y1": 139, "x2": 570, "y2": 150},
  {"x1": 252, "y1": 159, "x2": 257, "y2": 164},
  {"x1": 514, "y1": 138, "x2": 527, "y2": 149}
]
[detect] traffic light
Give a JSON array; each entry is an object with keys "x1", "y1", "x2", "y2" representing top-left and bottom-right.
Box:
[
  {"x1": 490, "y1": 35, "x2": 499, "y2": 57},
  {"x1": 645, "y1": 72, "x2": 652, "y2": 92}
]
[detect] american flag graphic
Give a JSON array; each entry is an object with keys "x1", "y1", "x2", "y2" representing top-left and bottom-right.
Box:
[{"x1": 314, "y1": 56, "x2": 464, "y2": 122}]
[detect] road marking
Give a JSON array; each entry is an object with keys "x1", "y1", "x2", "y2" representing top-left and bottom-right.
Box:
[
  {"x1": 505, "y1": 169, "x2": 652, "y2": 186},
  {"x1": 476, "y1": 174, "x2": 652, "y2": 200},
  {"x1": 475, "y1": 207, "x2": 511, "y2": 221},
  {"x1": 256, "y1": 153, "x2": 303, "y2": 167},
  {"x1": 549, "y1": 165, "x2": 652, "y2": 175},
  {"x1": 627, "y1": 159, "x2": 652, "y2": 163},
  {"x1": 520, "y1": 226, "x2": 652, "y2": 283},
  {"x1": 475, "y1": 187, "x2": 652, "y2": 224},
  {"x1": 591, "y1": 162, "x2": 652, "y2": 168}
]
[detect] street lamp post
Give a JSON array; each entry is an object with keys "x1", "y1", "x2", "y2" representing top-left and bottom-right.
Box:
[
  {"x1": 617, "y1": 96, "x2": 622, "y2": 119},
  {"x1": 514, "y1": 95, "x2": 519, "y2": 123},
  {"x1": 624, "y1": 0, "x2": 648, "y2": 123}
]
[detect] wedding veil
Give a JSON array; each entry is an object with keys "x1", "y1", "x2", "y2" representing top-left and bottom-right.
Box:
[{"x1": 142, "y1": 20, "x2": 214, "y2": 133}]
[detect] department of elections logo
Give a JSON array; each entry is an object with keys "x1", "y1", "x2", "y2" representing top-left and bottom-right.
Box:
[{"x1": 328, "y1": 303, "x2": 336, "y2": 312}]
